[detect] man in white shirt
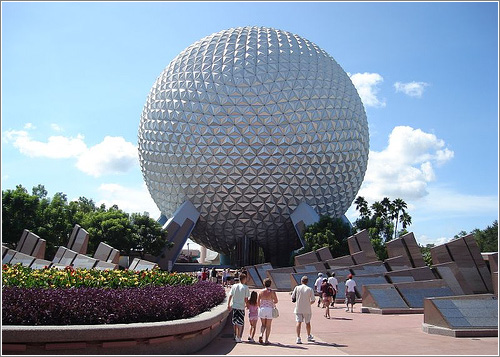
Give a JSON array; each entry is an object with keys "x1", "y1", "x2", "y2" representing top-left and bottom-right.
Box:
[
  {"x1": 344, "y1": 274, "x2": 356, "y2": 312},
  {"x1": 227, "y1": 273, "x2": 250, "y2": 342},
  {"x1": 327, "y1": 272, "x2": 338, "y2": 308},
  {"x1": 314, "y1": 272, "x2": 324, "y2": 307},
  {"x1": 291, "y1": 275, "x2": 316, "y2": 344}
]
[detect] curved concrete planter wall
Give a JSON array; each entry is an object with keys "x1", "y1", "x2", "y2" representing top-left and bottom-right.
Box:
[{"x1": 2, "y1": 297, "x2": 229, "y2": 355}]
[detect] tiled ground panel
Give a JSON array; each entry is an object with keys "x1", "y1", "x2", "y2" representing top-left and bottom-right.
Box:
[
  {"x1": 399, "y1": 287, "x2": 455, "y2": 308},
  {"x1": 389, "y1": 276, "x2": 415, "y2": 283},
  {"x1": 329, "y1": 269, "x2": 351, "y2": 277},
  {"x1": 247, "y1": 266, "x2": 264, "y2": 288},
  {"x1": 351, "y1": 264, "x2": 387, "y2": 276},
  {"x1": 269, "y1": 271, "x2": 293, "y2": 291},
  {"x1": 291, "y1": 272, "x2": 319, "y2": 291},
  {"x1": 433, "y1": 297, "x2": 498, "y2": 328},
  {"x1": 352, "y1": 275, "x2": 388, "y2": 297},
  {"x1": 255, "y1": 263, "x2": 273, "y2": 282},
  {"x1": 434, "y1": 265, "x2": 466, "y2": 295},
  {"x1": 369, "y1": 287, "x2": 409, "y2": 309}
]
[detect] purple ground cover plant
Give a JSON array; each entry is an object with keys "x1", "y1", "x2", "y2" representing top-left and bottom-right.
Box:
[{"x1": 2, "y1": 281, "x2": 226, "y2": 325}]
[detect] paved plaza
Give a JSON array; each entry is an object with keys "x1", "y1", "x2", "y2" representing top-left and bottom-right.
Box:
[{"x1": 196, "y1": 291, "x2": 498, "y2": 355}]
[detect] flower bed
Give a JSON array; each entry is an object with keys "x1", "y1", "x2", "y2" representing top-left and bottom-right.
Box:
[
  {"x1": 2, "y1": 264, "x2": 197, "y2": 288},
  {"x1": 2, "y1": 264, "x2": 226, "y2": 326}
]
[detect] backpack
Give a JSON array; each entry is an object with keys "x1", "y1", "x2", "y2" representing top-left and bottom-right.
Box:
[{"x1": 327, "y1": 283, "x2": 335, "y2": 296}]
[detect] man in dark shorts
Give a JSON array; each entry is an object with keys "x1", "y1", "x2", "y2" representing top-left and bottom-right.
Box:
[
  {"x1": 227, "y1": 273, "x2": 250, "y2": 342},
  {"x1": 345, "y1": 274, "x2": 357, "y2": 312}
]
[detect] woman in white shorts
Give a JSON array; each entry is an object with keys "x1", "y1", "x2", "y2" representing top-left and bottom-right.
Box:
[{"x1": 257, "y1": 278, "x2": 278, "y2": 345}]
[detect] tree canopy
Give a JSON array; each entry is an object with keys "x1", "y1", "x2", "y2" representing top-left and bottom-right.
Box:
[
  {"x1": 352, "y1": 196, "x2": 413, "y2": 260},
  {"x1": 455, "y1": 220, "x2": 498, "y2": 253},
  {"x1": 2, "y1": 184, "x2": 171, "y2": 259},
  {"x1": 292, "y1": 215, "x2": 351, "y2": 264}
]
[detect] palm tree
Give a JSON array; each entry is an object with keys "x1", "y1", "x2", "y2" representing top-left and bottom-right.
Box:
[
  {"x1": 371, "y1": 201, "x2": 386, "y2": 219},
  {"x1": 354, "y1": 196, "x2": 371, "y2": 219},
  {"x1": 381, "y1": 197, "x2": 393, "y2": 215},
  {"x1": 392, "y1": 198, "x2": 408, "y2": 238},
  {"x1": 400, "y1": 212, "x2": 412, "y2": 230}
]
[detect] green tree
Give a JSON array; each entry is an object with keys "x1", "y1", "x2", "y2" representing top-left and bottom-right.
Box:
[
  {"x1": 419, "y1": 243, "x2": 434, "y2": 266},
  {"x1": 2, "y1": 184, "x2": 173, "y2": 260},
  {"x1": 353, "y1": 196, "x2": 412, "y2": 260},
  {"x1": 354, "y1": 196, "x2": 371, "y2": 219},
  {"x1": 472, "y1": 220, "x2": 498, "y2": 252},
  {"x1": 1, "y1": 185, "x2": 40, "y2": 247},
  {"x1": 391, "y1": 198, "x2": 408, "y2": 239},
  {"x1": 32, "y1": 184, "x2": 48, "y2": 199},
  {"x1": 83, "y1": 206, "x2": 134, "y2": 254},
  {"x1": 130, "y1": 212, "x2": 172, "y2": 257},
  {"x1": 36, "y1": 192, "x2": 74, "y2": 257},
  {"x1": 295, "y1": 215, "x2": 351, "y2": 262},
  {"x1": 454, "y1": 230, "x2": 468, "y2": 239}
]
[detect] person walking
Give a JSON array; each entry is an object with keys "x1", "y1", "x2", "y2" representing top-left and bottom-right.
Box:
[
  {"x1": 246, "y1": 291, "x2": 259, "y2": 343},
  {"x1": 291, "y1": 275, "x2": 316, "y2": 344},
  {"x1": 328, "y1": 272, "x2": 338, "y2": 308},
  {"x1": 227, "y1": 273, "x2": 250, "y2": 342},
  {"x1": 210, "y1": 266, "x2": 218, "y2": 283},
  {"x1": 345, "y1": 274, "x2": 357, "y2": 312},
  {"x1": 222, "y1": 268, "x2": 229, "y2": 287},
  {"x1": 320, "y1": 278, "x2": 334, "y2": 318},
  {"x1": 257, "y1": 278, "x2": 278, "y2": 345},
  {"x1": 314, "y1": 272, "x2": 324, "y2": 308}
]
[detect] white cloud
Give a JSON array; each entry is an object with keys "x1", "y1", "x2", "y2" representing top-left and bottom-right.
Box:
[
  {"x1": 4, "y1": 128, "x2": 138, "y2": 177},
  {"x1": 24, "y1": 123, "x2": 36, "y2": 130},
  {"x1": 415, "y1": 235, "x2": 451, "y2": 247},
  {"x1": 97, "y1": 183, "x2": 161, "y2": 218},
  {"x1": 357, "y1": 126, "x2": 454, "y2": 202},
  {"x1": 3, "y1": 130, "x2": 87, "y2": 159},
  {"x1": 347, "y1": 126, "x2": 498, "y2": 245},
  {"x1": 349, "y1": 72, "x2": 386, "y2": 108},
  {"x1": 394, "y1": 81, "x2": 429, "y2": 98},
  {"x1": 51, "y1": 123, "x2": 63, "y2": 132},
  {"x1": 76, "y1": 136, "x2": 138, "y2": 177}
]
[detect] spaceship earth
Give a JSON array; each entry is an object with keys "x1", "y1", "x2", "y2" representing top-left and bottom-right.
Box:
[{"x1": 138, "y1": 26, "x2": 369, "y2": 259}]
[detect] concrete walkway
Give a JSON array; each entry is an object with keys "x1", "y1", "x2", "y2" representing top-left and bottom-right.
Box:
[{"x1": 196, "y1": 291, "x2": 498, "y2": 355}]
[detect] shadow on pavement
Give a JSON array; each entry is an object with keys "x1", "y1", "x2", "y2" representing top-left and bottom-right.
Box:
[
  {"x1": 270, "y1": 341, "x2": 347, "y2": 349},
  {"x1": 312, "y1": 341, "x2": 348, "y2": 348}
]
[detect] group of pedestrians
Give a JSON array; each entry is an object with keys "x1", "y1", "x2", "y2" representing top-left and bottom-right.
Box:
[
  {"x1": 227, "y1": 274, "x2": 278, "y2": 345},
  {"x1": 227, "y1": 271, "x2": 357, "y2": 345},
  {"x1": 314, "y1": 271, "x2": 356, "y2": 315},
  {"x1": 197, "y1": 267, "x2": 242, "y2": 287},
  {"x1": 227, "y1": 273, "x2": 317, "y2": 345}
]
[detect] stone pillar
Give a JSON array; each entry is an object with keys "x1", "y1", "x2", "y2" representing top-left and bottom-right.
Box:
[{"x1": 200, "y1": 245, "x2": 207, "y2": 264}]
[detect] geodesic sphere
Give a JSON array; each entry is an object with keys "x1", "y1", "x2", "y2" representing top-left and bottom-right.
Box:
[{"x1": 138, "y1": 26, "x2": 369, "y2": 257}]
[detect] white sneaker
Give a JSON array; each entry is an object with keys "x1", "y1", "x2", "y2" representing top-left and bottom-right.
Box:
[
  {"x1": 235, "y1": 336, "x2": 241, "y2": 343},
  {"x1": 307, "y1": 335, "x2": 315, "y2": 342},
  {"x1": 296, "y1": 337, "x2": 302, "y2": 344}
]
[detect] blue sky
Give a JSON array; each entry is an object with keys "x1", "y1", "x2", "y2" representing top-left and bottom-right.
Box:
[{"x1": 2, "y1": 1, "x2": 498, "y2": 248}]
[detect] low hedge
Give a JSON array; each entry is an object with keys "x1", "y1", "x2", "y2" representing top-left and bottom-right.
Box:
[{"x1": 2, "y1": 281, "x2": 226, "y2": 326}]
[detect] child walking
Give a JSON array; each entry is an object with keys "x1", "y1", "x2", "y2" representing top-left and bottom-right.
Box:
[{"x1": 246, "y1": 291, "x2": 258, "y2": 342}]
